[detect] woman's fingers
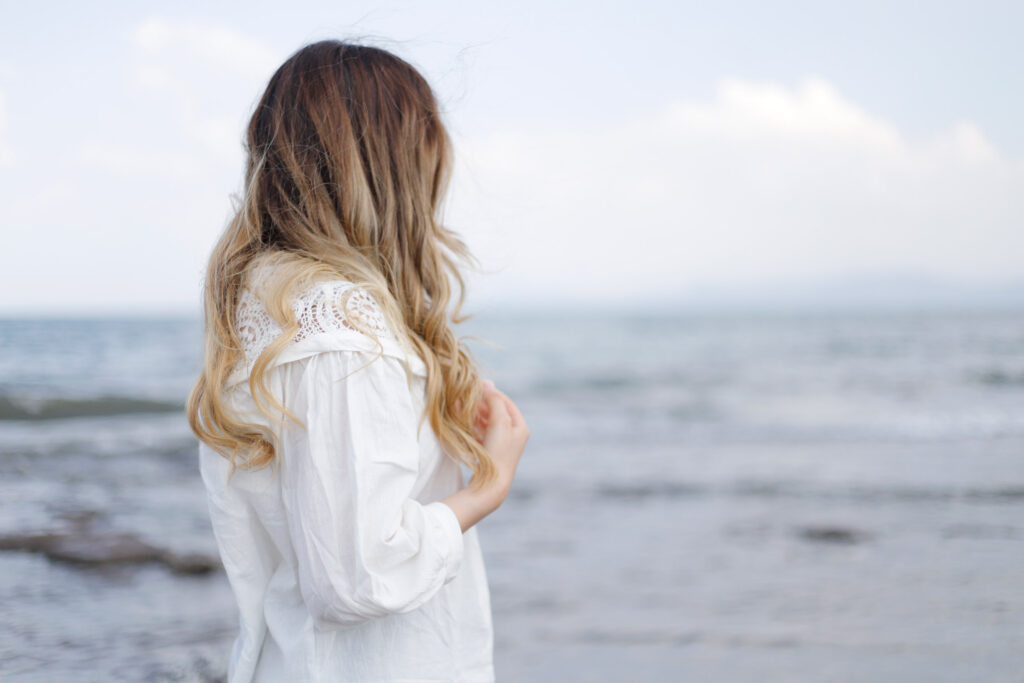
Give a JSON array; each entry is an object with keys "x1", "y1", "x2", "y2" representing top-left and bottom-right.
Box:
[
  {"x1": 504, "y1": 394, "x2": 525, "y2": 429},
  {"x1": 478, "y1": 379, "x2": 525, "y2": 434},
  {"x1": 501, "y1": 394, "x2": 518, "y2": 427},
  {"x1": 483, "y1": 382, "x2": 518, "y2": 428},
  {"x1": 483, "y1": 390, "x2": 510, "y2": 427}
]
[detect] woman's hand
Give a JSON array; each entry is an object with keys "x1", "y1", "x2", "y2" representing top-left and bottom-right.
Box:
[
  {"x1": 456, "y1": 379, "x2": 494, "y2": 445},
  {"x1": 471, "y1": 386, "x2": 490, "y2": 444},
  {"x1": 442, "y1": 378, "x2": 530, "y2": 532},
  {"x1": 475, "y1": 380, "x2": 528, "y2": 494}
]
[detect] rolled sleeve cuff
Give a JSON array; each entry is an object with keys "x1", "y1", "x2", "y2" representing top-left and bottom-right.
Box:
[{"x1": 425, "y1": 500, "x2": 465, "y2": 585}]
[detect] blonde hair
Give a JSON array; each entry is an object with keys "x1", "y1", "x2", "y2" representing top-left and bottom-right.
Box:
[{"x1": 186, "y1": 39, "x2": 497, "y2": 490}]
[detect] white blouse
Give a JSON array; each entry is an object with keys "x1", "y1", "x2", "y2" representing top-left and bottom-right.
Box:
[{"x1": 198, "y1": 279, "x2": 495, "y2": 682}]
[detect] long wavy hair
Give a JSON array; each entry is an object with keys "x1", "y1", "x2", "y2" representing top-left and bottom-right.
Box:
[{"x1": 186, "y1": 39, "x2": 496, "y2": 490}]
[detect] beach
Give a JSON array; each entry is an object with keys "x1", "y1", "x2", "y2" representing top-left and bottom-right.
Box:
[{"x1": 1, "y1": 309, "x2": 1022, "y2": 681}]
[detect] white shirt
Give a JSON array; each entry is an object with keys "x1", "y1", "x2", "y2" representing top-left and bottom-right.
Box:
[{"x1": 198, "y1": 278, "x2": 495, "y2": 682}]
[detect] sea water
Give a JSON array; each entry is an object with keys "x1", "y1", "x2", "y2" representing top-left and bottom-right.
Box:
[{"x1": 0, "y1": 309, "x2": 1021, "y2": 681}]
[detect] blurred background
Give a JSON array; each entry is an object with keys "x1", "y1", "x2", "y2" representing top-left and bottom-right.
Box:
[{"x1": 1, "y1": 2, "x2": 1022, "y2": 681}]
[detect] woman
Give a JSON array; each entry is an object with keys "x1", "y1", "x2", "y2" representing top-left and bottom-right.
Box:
[{"x1": 187, "y1": 39, "x2": 529, "y2": 682}]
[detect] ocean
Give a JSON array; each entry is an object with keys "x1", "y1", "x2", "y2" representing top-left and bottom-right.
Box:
[{"x1": 0, "y1": 309, "x2": 1022, "y2": 681}]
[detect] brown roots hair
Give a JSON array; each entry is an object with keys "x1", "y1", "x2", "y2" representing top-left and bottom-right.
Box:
[{"x1": 185, "y1": 39, "x2": 496, "y2": 490}]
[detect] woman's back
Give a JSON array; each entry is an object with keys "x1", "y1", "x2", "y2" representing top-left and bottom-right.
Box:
[
  {"x1": 187, "y1": 39, "x2": 528, "y2": 682},
  {"x1": 199, "y1": 278, "x2": 494, "y2": 682}
]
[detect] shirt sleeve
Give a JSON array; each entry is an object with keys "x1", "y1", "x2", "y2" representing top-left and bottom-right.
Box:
[{"x1": 272, "y1": 347, "x2": 465, "y2": 629}]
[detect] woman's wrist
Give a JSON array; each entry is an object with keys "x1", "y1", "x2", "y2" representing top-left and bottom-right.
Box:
[
  {"x1": 472, "y1": 471, "x2": 512, "y2": 507},
  {"x1": 442, "y1": 474, "x2": 510, "y2": 533}
]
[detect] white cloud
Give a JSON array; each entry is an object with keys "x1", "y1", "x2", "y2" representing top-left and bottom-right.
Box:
[
  {"x1": 131, "y1": 17, "x2": 282, "y2": 80},
  {"x1": 74, "y1": 141, "x2": 206, "y2": 180},
  {"x1": 5, "y1": 181, "x2": 79, "y2": 222},
  {"x1": 92, "y1": 18, "x2": 283, "y2": 176},
  {"x1": 450, "y1": 76, "x2": 1024, "y2": 305},
  {"x1": 0, "y1": 90, "x2": 15, "y2": 167},
  {"x1": 664, "y1": 77, "x2": 905, "y2": 153}
]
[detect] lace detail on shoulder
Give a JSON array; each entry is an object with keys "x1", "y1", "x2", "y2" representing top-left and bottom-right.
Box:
[
  {"x1": 234, "y1": 281, "x2": 394, "y2": 377},
  {"x1": 293, "y1": 282, "x2": 392, "y2": 342}
]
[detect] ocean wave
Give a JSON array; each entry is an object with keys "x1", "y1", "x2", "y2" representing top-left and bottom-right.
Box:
[
  {"x1": 593, "y1": 480, "x2": 1024, "y2": 504},
  {"x1": 0, "y1": 395, "x2": 183, "y2": 421},
  {"x1": 974, "y1": 369, "x2": 1024, "y2": 386},
  {"x1": 529, "y1": 370, "x2": 703, "y2": 394}
]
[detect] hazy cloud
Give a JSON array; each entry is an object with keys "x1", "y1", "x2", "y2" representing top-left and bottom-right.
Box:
[
  {"x1": 452, "y1": 77, "x2": 1024, "y2": 305},
  {"x1": 112, "y1": 18, "x2": 286, "y2": 173},
  {"x1": 74, "y1": 141, "x2": 207, "y2": 180},
  {"x1": 131, "y1": 17, "x2": 282, "y2": 80},
  {"x1": 0, "y1": 91, "x2": 15, "y2": 167}
]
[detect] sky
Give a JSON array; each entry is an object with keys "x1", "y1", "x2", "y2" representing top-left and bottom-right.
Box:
[{"x1": 0, "y1": 1, "x2": 1021, "y2": 314}]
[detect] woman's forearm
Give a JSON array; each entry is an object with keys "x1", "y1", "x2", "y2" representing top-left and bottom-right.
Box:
[
  {"x1": 440, "y1": 478, "x2": 509, "y2": 533},
  {"x1": 442, "y1": 380, "x2": 527, "y2": 533}
]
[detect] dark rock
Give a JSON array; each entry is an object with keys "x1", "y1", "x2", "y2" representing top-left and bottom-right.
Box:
[
  {"x1": 161, "y1": 550, "x2": 221, "y2": 575},
  {"x1": 796, "y1": 525, "x2": 868, "y2": 544},
  {"x1": 0, "y1": 529, "x2": 220, "y2": 575},
  {"x1": 46, "y1": 533, "x2": 164, "y2": 565}
]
